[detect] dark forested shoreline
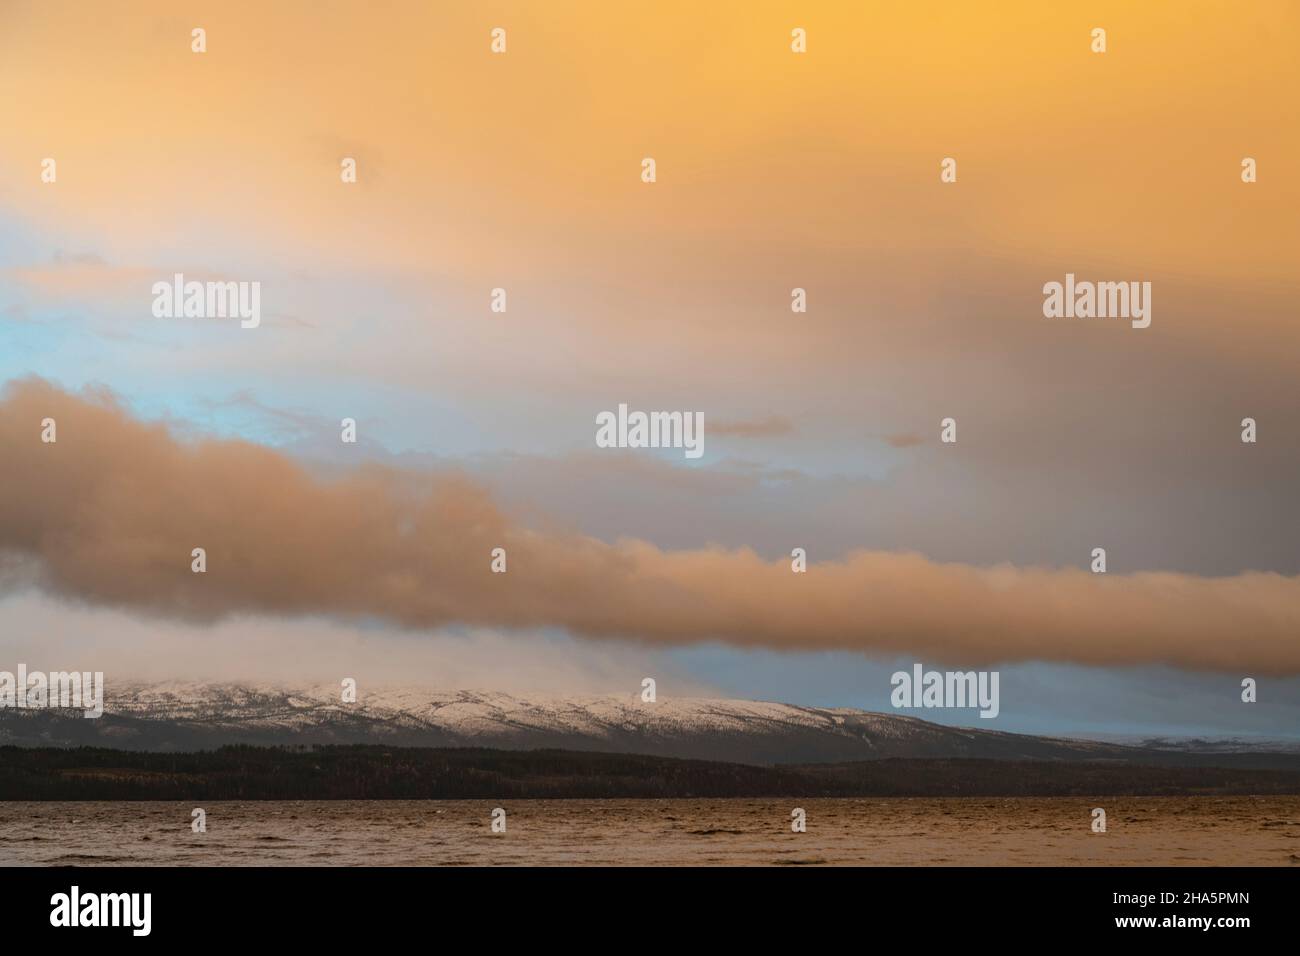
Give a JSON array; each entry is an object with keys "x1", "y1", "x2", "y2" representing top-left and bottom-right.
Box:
[{"x1": 4, "y1": 745, "x2": 1300, "y2": 800}]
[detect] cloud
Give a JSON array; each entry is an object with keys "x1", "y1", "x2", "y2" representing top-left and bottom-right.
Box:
[
  {"x1": 0, "y1": 591, "x2": 711, "y2": 695},
  {"x1": 3, "y1": 378, "x2": 1299, "y2": 674},
  {"x1": 710, "y1": 416, "x2": 795, "y2": 438}
]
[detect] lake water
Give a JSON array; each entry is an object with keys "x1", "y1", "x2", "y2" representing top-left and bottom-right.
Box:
[{"x1": 3, "y1": 797, "x2": 1299, "y2": 866}]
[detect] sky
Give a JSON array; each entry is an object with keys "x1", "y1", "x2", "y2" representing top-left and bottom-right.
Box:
[{"x1": 1, "y1": 1, "x2": 1298, "y2": 739}]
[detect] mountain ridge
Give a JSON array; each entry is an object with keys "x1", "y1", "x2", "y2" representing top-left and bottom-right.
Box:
[{"x1": 3, "y1": 681, "x2": 1296, "y2": 768}]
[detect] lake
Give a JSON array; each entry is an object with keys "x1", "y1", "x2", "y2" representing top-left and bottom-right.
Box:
[{"x1": 3, "y1": 796, "x2": 1298, "y2": 866}]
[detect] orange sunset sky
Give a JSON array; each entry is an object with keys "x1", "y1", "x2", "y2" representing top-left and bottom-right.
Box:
[{"x1": 1, "y1": 1, "x2": 1298, "y2": 738}]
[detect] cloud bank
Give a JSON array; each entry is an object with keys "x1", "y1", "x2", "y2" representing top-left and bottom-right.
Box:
[{"x1": 3, "y1": 378, "x2": 1297, "y2": 674}]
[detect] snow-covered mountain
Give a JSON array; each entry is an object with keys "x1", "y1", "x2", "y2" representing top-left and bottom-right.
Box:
[{"x1": 0, "y1": 680, "x2": 1214, "y2": 764}]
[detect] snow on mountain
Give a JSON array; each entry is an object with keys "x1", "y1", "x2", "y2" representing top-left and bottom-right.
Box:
[{"x1": 0, "y1": 680, "x2": 1158, "y2": 764}]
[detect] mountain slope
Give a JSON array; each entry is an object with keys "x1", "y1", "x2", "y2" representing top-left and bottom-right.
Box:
[{"x1": 1, "y1": 682, "x2": 1293, "y2": 767}]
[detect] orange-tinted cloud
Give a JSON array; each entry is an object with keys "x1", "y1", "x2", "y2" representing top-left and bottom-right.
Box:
[
  {"x1": 3, "y1": 378, "x2": 1297, "y2": 674},
  {"x1": 710, "y1": 416, "x2": 795, "y2": 438}
]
